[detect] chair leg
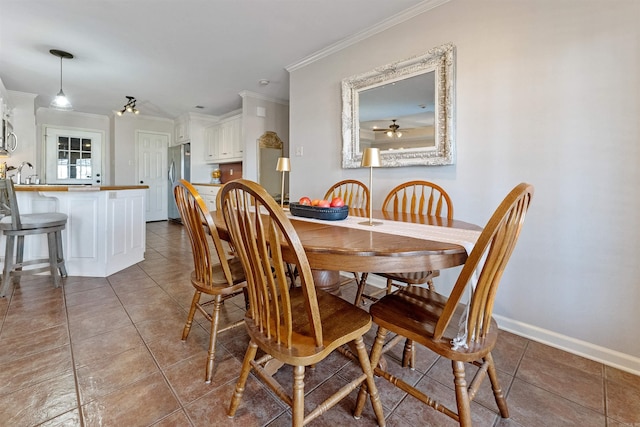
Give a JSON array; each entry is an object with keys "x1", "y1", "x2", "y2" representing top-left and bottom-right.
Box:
[
  {"x1": 182, "y1": 291, "x2": 201, "y2": 340},
  {"x1": 353, "y1": 272, "x2": 369, "y2": 306},
  {"x1": 55, "y1": 230, "x2": 67, "y2": 277},
  {"x1": 205, "y1": 295, "x2": 223, "y2": 383},
  {"x1": 401, "y1": 338, "x2": 416, "y2": 369},
  {"x1": 292, "y1": 365, "x2": 305, "y2": 427},
  {"x1": 354, "y1": 326, "x2": 388, "y2": 418},
  {"x1": 385, "y1": 278, "x2": 394, "y2": 294},
  {"x1": 486, "y1": 352, "x2": 509, "y2": 418},
  {"x1": 1, "y1": 235, "x2": 15, "y2": 297},
  {"x1": 228, "y1": 341, "x2": 259, "y2": 418},
  {"x1": 241, "y1": 287, "x2": 249, "y2": 310},
  {"x1": 47, "y1": 231, "x2": 61, "y2": 287},
  {"x1": 353, "y1": 336, "x2": 385, "y2": 426},
  {"x1": 15, "y1": 235, "x2": 24, "y2": 281},
  {"x1": 453, "y1": 360, "x2": 472, "y2": 427}
]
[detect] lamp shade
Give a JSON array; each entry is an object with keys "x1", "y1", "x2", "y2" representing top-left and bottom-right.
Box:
[
  {"x1": 276, "y1": 157, "x2": 290, "y2": 172},
  {"x1": 361, "y1": 148, "x2": 381, "y2": 167}
]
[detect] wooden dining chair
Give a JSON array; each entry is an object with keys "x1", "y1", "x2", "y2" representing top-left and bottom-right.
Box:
[
  {"x1": 354, "y1": 183, "x2": 534, "y2": 426},
  {"x1": 220, "y1": 179, "x2": 385, "y2": 427},
  {"x1": 173, "y1": 179, "x2": 248, "y2": 383},
  {"x1": 323, "y1": 179, "x2": 370, "y2": 211},
  {"x1": 354, "y1": 179, "x2": 453, "y2": 304},
  {"x1": 352, "y1": 180, "x2": 454, "y2": 367},
  {"x1": 322, "y1": 179, "x2": 372, "y2": 298}
]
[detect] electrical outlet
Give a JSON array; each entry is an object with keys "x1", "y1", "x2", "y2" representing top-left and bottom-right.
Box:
[{"x1": 296, "y1": 146, "x2": 303, "y2": 157}]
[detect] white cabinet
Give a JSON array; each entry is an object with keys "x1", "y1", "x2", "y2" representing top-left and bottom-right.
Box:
[
  {"x1": 174, "y1": 114, "x2": 191, "y2": 145},
  {"x1": 12, "y1": 187, "x2": 146, "y2": 277},
  {"x1": 205, "y1": 125, "x2": 221, "y2": 162},
  {"x1": 193, "y1": 184, "x2": 220, "y2": 212},
  {"x1": 205, "y1": 115, "x2": 243, "y2": 163}
]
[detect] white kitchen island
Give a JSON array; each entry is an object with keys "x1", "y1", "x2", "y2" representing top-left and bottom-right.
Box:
[{"x1": 10, "y1": 185, "x2": 147, "y2": 277}]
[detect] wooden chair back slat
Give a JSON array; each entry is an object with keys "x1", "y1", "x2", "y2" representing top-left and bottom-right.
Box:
[
  {"x1": 173, "y1": 180, "x2": 234, "y2": 288},
  {"x1": 382, "y1": 180, "x2": 453, "y2": 218},
  {"x1": 324, "y1": 179, "x2": 369, "y2": 210},
  {"x1": 433, "y1": 183, "x2": 534, "y2": 344},
  {"x1": 221, "y1": 179, "x2": 323, "y2": 348},
  {"x1": 0, "y1": 179, "x2": 22, "y2": 229}
]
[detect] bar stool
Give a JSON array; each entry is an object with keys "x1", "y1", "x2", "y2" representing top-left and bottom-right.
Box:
[{"x1": 0, "y1": 179, "x2": 68, "y2": 297}]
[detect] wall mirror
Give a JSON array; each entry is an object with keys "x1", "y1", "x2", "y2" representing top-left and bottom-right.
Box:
[
  {"x1": 341, "y1": 43, "x2": 456, "y2": 168},
  {"x1": 257, "y1": 131, "x2": 284, "y2": 199}
]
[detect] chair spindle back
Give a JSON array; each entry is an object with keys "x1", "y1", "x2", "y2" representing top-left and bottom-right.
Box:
[
  {"x1": 382, "y1": 180, "x2": 453, "y2": 218},
  {"x1": 324, "y1": 179, "x2": 369, "y2": 210},
  {"x1": 220, "y1": 179, "x2": 323, "y2": 348},
  {"x1": 434, "y1": 183, "x2": 534, "y2": 345},
  {"x1": 173, "y1": 180, "x2": 234, "y2": 289}
]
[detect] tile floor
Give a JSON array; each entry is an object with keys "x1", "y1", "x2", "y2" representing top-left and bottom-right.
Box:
[{"x1": 0, "y1": 220, "x2": 639, "y2": 426}]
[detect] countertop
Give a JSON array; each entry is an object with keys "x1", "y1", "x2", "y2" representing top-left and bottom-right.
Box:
[
  {"x1": 191, "y1": 183, "x2": 223, "y2": 187},
  {"x1": 14, "y1": 185, "x2": 149, "y2": 192}
]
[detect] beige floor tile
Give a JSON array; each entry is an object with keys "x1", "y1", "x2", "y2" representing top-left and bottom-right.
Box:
[
  {"x1": 0, "y1": 345, "x2": 73, "y2": 395},
  {"x1": 0, "y1": 323, "x2": 69, "y2": 364},
  {"x1": 76, "y1": 344, "x2": 159, "y2": 404},
  {"x1": 516, "y1": 347, "x2": 605, "y2": 413},
  {"x1": 163, "y1": 350, "x2": 242, "y2": 405},
  {"x1": 184, "y1": 376, "x2": 285, "y2": 426},
  {"x1": 82, "y1": 371, "x2": 180, "y2": 426},
  {"x1": 0, "y1": 372, "x2": 77, "y2": 425},
  {"x1": 506, "y1": 378, "x2": 605, "y2": 426}
]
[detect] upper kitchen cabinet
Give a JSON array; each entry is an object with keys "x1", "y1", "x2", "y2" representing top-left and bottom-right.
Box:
[
  {"x1": 173, "y1": 114, "x2": 190, "y2": 145},
  {"x1": 205, "y1": 114, "x2": 243, "y2": 163}
]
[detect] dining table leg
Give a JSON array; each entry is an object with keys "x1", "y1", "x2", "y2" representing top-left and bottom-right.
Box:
[{"x1": 311, "y1": 269, "x2": 342, "y2": 295}]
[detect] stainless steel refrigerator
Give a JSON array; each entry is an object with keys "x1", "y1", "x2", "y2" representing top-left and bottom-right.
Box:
[{"x1": 167, "y1": 142, "x2": 190, "y2": 222}]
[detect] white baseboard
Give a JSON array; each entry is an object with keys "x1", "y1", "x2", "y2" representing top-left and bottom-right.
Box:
[{"x1": 494, "y1": 314, "x2": 640, "y2": 376}]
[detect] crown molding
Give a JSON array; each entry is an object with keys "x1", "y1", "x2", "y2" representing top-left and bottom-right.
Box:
[
  {"x1": 286, "y1": 0, "x2": 451, "y2": 72},
  {"x1": 239, "y1": 90, "x2": 289, "y2": 106}
]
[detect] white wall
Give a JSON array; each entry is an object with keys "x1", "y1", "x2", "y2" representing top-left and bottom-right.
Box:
[
  {"x1": 289, "y1": 0, "x2": 640, "y2": 373},
  {"x1": 112, "y1": 114, "x2": 173, "y2": 185},
  {"x1": 240, "y1": 91, "x2": 290, "y2": 183},
  {"x1": 36, "y1": 107, "x2": 111, "y2": 183}
]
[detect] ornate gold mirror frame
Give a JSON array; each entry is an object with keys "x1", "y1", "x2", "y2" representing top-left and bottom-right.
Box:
[{"x1": 341, "y1": 43, "x2": 456, "y2": 168}]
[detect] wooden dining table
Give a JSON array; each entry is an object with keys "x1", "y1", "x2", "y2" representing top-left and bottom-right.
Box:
[{"x1": 212, "y1": 207, "x2": 481, "y2": 295}]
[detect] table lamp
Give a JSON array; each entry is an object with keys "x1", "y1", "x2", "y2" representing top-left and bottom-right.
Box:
[
  {"x1": 276, "y1": 157, "x2": 290, "y2": 208},
  {"x1": 359, "y1": 148, "x2": 382, "y2": 226}
]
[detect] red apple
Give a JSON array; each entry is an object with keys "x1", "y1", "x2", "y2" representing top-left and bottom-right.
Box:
[
  {"x1": 299, "y1": 196, "x2": 312, "y2": 206},
  {"x1": 330, "y1": 197, "x2": 344, "y2": 207},
  {"x1": 317, "y1": 199, "x2": 331, "y2": 208}
]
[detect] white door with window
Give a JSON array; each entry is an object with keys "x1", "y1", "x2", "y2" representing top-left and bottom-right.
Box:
[
  {"x1": 44, "y1": 127, "x2": 103, "y2": 184},
  {"x1": 136, "y1": 131, "x2": 168, "y2": 222}
]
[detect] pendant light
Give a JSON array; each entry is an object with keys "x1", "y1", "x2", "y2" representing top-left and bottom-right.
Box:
[{"x1": 49, "y1": 49, "x2": 74, "y2": 111}]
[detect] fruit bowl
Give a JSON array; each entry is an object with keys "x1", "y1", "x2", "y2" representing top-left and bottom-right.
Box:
[{"x1": 289, "y1": 203, "x2": 349, "y2": 221}]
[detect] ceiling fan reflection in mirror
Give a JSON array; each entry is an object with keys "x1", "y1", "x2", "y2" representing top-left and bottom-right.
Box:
[{"x1": 374, "y1": 119, "x2": 404, "y2": 138}]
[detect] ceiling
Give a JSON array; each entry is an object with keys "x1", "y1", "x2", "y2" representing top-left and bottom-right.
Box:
[{"x1": 0, "y1": 0, "x2": 436, "y2": 119}]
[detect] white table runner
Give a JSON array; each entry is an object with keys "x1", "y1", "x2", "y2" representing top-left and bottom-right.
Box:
[{"x1": 286, "y1": 212, "x2": 481, "y2": 255}]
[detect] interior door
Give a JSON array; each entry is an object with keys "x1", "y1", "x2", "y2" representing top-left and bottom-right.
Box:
[
  {"x1": 44, "y1": 127, "x2": 103, "y2": 184},
  {"x1": 136, "y1": 131, "x2": 168, "y2": 221}
]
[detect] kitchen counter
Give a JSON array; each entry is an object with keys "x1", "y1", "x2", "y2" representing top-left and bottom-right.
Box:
[
  {"x1": 8, "y1": 186, "x2": 147, "y2": 277},
  {"x1": 190, "y1": 182, "x2": 223, "y2": 187},
  {"x1": 15, "y1": 184, "x2": 149, "y2": 191}
]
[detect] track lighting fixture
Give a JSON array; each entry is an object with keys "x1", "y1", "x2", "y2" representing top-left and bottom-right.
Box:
[{"x1": 116, "y1": 96, "x2": 140, "y2": 116}]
